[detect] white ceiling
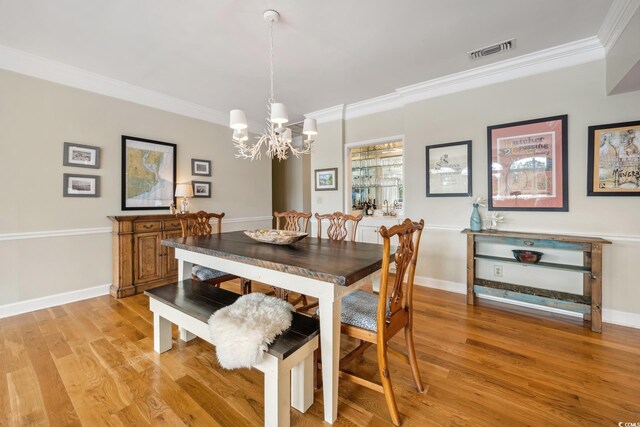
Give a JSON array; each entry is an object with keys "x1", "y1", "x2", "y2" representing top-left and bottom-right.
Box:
[{"x1": 0, "y1": 0, "x2": 613, "y2": 124}]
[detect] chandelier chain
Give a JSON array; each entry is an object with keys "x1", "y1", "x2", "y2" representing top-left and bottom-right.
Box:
[{"x1": 269, "y1": 20, "x2": 274, "y2": 103}]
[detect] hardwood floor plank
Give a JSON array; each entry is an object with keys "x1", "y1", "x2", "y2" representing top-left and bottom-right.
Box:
[{"x1": 0, "y1": 284, "x2": 639, "y2": 426}]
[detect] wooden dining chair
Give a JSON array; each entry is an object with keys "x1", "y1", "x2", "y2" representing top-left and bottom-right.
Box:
[
  {"x1": 177, "y1": 211, "x2": 252, "y2": 294},
  {"x1": 273, "y1": 210, "x2": 312, "y2": 233},
  {"x1": 271, "y1": 210, "x2": 313, "y2": 304},
  {"x1": 297, "y1": 211, "x2": 364, "y2": 314},
  {"x1": 315, "y1": 211, "x2": 363, "y2": 241},
  {"x1": 338, "y1": 218, "x2": 425, "y2": 426}
]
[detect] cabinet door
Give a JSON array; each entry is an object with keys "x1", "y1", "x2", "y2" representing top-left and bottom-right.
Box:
[
  {"x1": 133, "y1": 232, "x2": 162, "y2": 284},
  {"x1": 358, "y1": 226, "x2": 380, "y2": 244},
  {"x1": 162, "y1": 230, "x2": 183, "y2": 278}
]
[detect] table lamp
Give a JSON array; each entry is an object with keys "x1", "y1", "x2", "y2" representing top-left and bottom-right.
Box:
[{"x1": 175, "y1": 183, "x2": 194, "y2": 213}]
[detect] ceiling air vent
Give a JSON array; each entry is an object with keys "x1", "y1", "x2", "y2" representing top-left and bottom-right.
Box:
[{"x1": 468, "y1": 38, "x2": 515, "y2": 60}]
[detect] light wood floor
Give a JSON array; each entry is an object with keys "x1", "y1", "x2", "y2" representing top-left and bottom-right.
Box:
[{"x1": 1, "y1": 281, "x2": 639, "y2": 426}]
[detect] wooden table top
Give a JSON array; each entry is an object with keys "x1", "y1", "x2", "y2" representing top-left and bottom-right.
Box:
[
  {"x1": 460, "y1": 228, "x2": 612, "y2": 244},
  {"x1": 162, "y1": 231, "x2": 386, "y2": 286}
]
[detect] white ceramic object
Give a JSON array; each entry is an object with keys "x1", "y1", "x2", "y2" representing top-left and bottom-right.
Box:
[{"x1": 244, "y1": 229, "x2": 308, "y2": 245}]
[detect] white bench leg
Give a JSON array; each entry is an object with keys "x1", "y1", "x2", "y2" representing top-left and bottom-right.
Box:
[
  {"x1": 263, "y1": 356, "x2": 291, "y2": 427},
  {"x1": 291, "y1": 352, "x2": 314, "y2": 413},
  {"x1": 179, "y1": 327, "x2": 197, "y2": 342},
  {"x1": 154, "y1": 313, "x2": 173, "y2": 353}
]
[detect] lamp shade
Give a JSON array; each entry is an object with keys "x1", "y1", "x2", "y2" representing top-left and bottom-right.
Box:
[
  {"x1": 269, "y1": 103, "x2": 289, "y2": 124},
  {"x1": 230, "y1": 109, "x2": 248, "y2": 130},
  {"x1": 233, "y1": 128, "x2": 249, "y2": 142},
  {"x1": 175, "y1": 183, "x2": 194, "y2": 198},
  {"x1": 302, "y1": 118, "x2": 318, "y2": 135}
]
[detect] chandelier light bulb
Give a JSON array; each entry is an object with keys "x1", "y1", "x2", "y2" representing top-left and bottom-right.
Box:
[
  {"x1": 229, "y1": 109, "x2": 248, "y2": 130},
  {"x1": 302, "y1": 118, "x2": 318, "y2": 136},
  {"x1": 270, "y1": 103, "x2": 289, "y2": 124},
  {"x1": 281, "y1": 128, "x2": 292, "y2": 143},
  {"x1": 233, "y1": 128, "x2": 248, "y2": 142}
]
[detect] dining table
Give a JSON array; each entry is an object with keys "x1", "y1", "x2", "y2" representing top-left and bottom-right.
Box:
[{"x1": 162, "y1": 230, "x2": 384, "y2": 424}]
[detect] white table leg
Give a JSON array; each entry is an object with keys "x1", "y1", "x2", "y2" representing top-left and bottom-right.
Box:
[
  {"x1": 371, "y1": 271, "x2": 381, "y2": 293},
  {"x1": 291, "y1": 351, "x2": 314, "y2": 413},
  {"x1": 263, "y1": 356, "x2": 291, "y2": 427},
  {"x1": 153, "y1": 313, "x2": 172, "y2": 353},
  {"x1": 177, "y1": 259, "x2": 197, "y2": 341},
  {"x1": 318, "y1": 296, "x2": 341, "y2": 424}
]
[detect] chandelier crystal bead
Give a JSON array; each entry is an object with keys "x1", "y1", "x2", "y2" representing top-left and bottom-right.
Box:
[{"x1": 229, "y1": 10, "x2": 316, "y2": 161}]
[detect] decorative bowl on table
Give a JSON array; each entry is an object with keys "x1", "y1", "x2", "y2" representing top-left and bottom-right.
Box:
[
  {"x1": 244, "y1": 229, "x2": 308, "y2": 245},
  {"x1": 512, "y1": 250, "x2": 543, "y2": 264}
]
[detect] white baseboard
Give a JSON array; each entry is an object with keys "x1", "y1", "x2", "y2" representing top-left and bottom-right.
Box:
[
  {"x1": 414, "y1": 275, "x2": 640, "y2": 330},
  {"x1": 0, "y1": 284, "x2": 111, "y2": 319}
]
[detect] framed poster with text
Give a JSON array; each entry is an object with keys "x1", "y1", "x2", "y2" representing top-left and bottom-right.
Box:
[
  {"x1": 587, "y1": 120, "x2": 640, "y2": 196},
  {"x1": 487, "y1": 115, "x2": 568, "y2": 211}
]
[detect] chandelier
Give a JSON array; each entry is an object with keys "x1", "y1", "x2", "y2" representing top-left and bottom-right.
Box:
[{"x1": 229, "y1": 10, "x2": 318, "y2": 161}]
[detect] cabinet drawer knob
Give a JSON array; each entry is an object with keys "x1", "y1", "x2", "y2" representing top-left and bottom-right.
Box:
[
  {"x1": 524, "y1": 240, "x2": 534, "y2": 246},
  {"x1": 143, "y1": 224, "x2": 153, "y2": 229}
]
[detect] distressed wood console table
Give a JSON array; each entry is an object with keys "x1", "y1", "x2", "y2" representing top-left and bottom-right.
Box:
[{"x1": 462, "y1": 229, "x2": 611, "y2": 332}]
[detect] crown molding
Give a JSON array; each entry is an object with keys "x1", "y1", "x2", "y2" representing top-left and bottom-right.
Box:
[
  {"x1": 344, "y1": 92, "x2": 403, "y2": 120},
  {"x1": 396, "y1": 36, "x2": 604, "y2": 105},
  {"x1": 304, "y1": 104, "x2": 344, "y2": 123},
  {"x1": 305, "y1": 37, "x2": 604, "y2": 122},
  {"x1": 0, "y1": 44, "x2": 264, "y2": 130},
  {"x1": 598, "y1": 0, "x2": 640, "y2": 54}
]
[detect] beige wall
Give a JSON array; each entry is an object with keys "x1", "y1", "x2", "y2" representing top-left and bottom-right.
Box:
[
  {"x1": 331, "y1": 60, "x2": 640, "y2": 319},
  {"x1": 272, "y1": 153, "x2": 311, "y2": 217},
  {"x1": 606, "y1": 6, "x2": 640, "y2": 94},
  {"x1": 0, "y1": 69, "x2": 272, "y2": 306},
  {"x1": 310, "y1": 119, "x2": 345, "y2": 214}
]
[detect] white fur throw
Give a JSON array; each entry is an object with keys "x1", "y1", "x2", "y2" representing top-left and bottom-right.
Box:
[{"x1": 208, "y1": 293, "x2": 294, "y2": 369}]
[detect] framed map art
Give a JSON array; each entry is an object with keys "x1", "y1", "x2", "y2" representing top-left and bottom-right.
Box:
[
  {"x1": 121, "y1": 136, "x2": 177, "y2": 210},
  {"x1": 487, "y1": 115, "x2": 568, "y2": 211}
]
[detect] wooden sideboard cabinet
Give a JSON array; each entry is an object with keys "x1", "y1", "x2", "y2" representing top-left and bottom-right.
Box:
[{"x1": 108, "y1": 214, "x2": 183, "y2": 298}]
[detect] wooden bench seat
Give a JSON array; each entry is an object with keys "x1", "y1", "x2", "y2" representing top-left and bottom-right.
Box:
[{"x1": 145, "y1": 280, "x2": 319, "y2": 427}]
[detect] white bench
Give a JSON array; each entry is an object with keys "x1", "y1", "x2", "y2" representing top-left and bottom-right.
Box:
[{"x1": 146, "y1": 280, "x2": 319, "y2": 427}]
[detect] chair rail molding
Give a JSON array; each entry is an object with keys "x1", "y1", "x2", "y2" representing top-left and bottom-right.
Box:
[{"x1": 0, "y1": 216, "x2": 273, "y2": 242}]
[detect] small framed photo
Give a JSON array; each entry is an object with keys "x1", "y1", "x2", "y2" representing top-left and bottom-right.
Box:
[
  {"x1": 63, "y1": 142, "x2": 100, "y2": 168},
  {"x1": 63, "y1": 173, "x2": 100, "y2": 197},
  {"x1": 192, "y1": 181, "x2": 211, "y2": 198},
  {"x1": 315, "y1": 168, "x2": 338, "y2": 191},
  {"x1": 487, "y1": 114, "x2": 568, "y2": 211},
  {"x1": 192, "y1": 159, "x2": 211, "y2": 176},
  {"x1": 426, "y1": 140, "x2": 472, "y2": 197},
  {"x1": 587, "y1": 120, "x2": 640, "y2": 196}
]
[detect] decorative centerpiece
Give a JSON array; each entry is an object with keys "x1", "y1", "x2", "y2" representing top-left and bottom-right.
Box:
[
  {"x1": 244, "y1": 229, "x2": 308, "y2": 245},
  {"x1": 469, "y1": 196, "x2": 486, "y2": 231},
  {"x1": 484, "y1": 212, "x2": 505, "y2": 230},
  {"x1": 512, "y1": 250, "x2": 543, "y2": 264}
]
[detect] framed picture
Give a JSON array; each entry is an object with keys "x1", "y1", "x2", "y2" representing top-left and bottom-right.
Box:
[
  {"x1": 63, "y1": 173, "x2": 100, "y2": 197},
  {"x1": 191, "y1": 159, "x2": 211, "y2": 176},
  {"x1": 121, "y1": 135, "x2": 177, "y2": 210},
  {"x1": 315, "y1": 168, "x2": 338, "y2": 191},
  {"x1": 192, "y1": 181, "x2": 211, "y2": 198},
  {"x1": 425, "y1": 140, "x2": 472, "y2": 197},
  {"x1": 587, "y1": 120, "x2": 640, "y2": 196},
  {"x1": 487, "y1": 114, "x2": 568, "y2": 211},
  {"x1": 63, "y1": 142, "x2": 100, "y2": 168}
]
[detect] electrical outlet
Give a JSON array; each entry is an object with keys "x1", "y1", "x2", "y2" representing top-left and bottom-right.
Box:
[{"x1": 493, "y1": 265, "x2": 503, "y2": 277}]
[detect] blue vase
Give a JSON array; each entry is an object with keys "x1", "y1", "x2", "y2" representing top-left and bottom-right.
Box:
[{"x1": 470, "y1": 204, "x2": 482, "y2": 231}]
